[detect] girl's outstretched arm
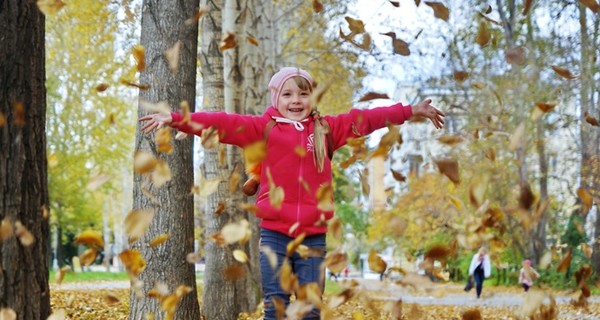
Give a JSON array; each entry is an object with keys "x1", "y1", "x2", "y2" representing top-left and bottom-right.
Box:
[
  {"x1": 139, "y1": 111, "x2": 173, "y2": 134},
  {"x1": 411, "y1": 99, "x2": 445, "y2": 129}
]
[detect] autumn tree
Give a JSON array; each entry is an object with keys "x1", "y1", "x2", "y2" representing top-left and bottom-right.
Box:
[
  {"x1": 129, "y1": 0, "x2": 200, "y2": 319},
  {"x1": 0, "y1": 0, "x2": 50, "y2": 319}
]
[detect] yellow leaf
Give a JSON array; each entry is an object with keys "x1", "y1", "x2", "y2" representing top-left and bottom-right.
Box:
[
  {"x1": 368, "y1": 249, "x2": 387, "y2": 274},
  {"x1": 185, "y1": 6, "x2": 210, "y2": 25},
  {"x1": 132, "y1": 45, "x2": 146, "y2": 72},
  {"x1": 79, "y1": 248, "x2": 98, "y2": 267},
  {"x1": 133, "y1": 151, "x2": 158, "y2": 174},
  {"x1": 37, "y1": 0, "x2": 65, "y2": 16},
  {"x1": 148, "y1": 233, "x2": 171, "y2": 247},
  {"x1": 286, "y1": 233, "x2": 306, "y2": 256},
  {"x1": 186, "y1": 252, "x2": 203, "y2": 264},
  {"x1": 103, "y1": 293, "x2": 120, "y2": 305},
  {"x1": 557, "y1": 250, "x2": 571, "y2": 273},
  {"x1": 508, "y1": 122, "x2": 526, "y2": 152},
  {"x1": 344, "y1": 16, "x2": 365, "y2": 34},
  {"x1": 280, "y1": 259, "x2": 298, "y2": 292},
  {"x1": 425, "y1": 1, "x2": 449, "y2": 21},
  {"x1": 475, "y1": 21, "x2": 490, "y2": 47},
  {"x1": 221, "y1": 219, "x2": 251, "y2": 245},
  {"x1": 119, "y1": 249, "x2": 146, "y2": 278},
  {"x1": 219, "y1": 32, "x2": 237, "y2": 52},
  {"x1": 200, "y1": 126, "x2": 220, "y2": 149},
  {"x1": 155, "y1": 128, "x2": 173, "y2": 153},
  {"x1": 125, "y1": 209, "x2": 155, "y2": 243},
  {"x1": 539, "y1": 251, "x2": 552, "y2": 270},
  {"x1": 0, "y1": 218, "x2": 14, "y2": 241},
  {"x1": 86, "y1": 173, "x2": 111, "y2": 191},
  {"x1": 233, "y1": 249, "x2": 249, "y2": 263},
  {"x1": 246, "y1": 35, "x2": 259, "y2": 46},
  {"x1": 316, "y1": 183, "x2": 334, "y2": 212},
  {"x1": 165, "y1": 41, "x2": 182, "y2": 75},
  {"x1": 328, "y1": 217, "x2": 343, "y2": 242},
  {"x1": 54, "y1": 266, "x2": 71, "y2": 285},
  {"x1": 151, "y1": 160, "x2": 172, "y2": 187},
  {"x1": 437, "y1": 135, "x2": 463, "y2": 146},
  {"x1": 223, "y1": 263, "x2": 246, "y2": 280},
  {"x1": 47, "y1": 309, "x2": 67, "y2": 320},
  {"x1": 75, "y1": 229, "x2": 105, "y2": 248},
  {"x1": 14, "y1": 221, "x2": 35, "y2": 247},
  {"x1": 260, "y1": 246, "x2": 278, "y2": 270}
]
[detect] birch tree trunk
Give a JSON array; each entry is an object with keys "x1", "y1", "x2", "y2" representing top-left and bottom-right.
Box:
[
  {"x1": 130, "y1": 0, "x2": 200, "y2": 318},
  {"x1": 0, "y1": 1, "x2": 50, "y2": 318}
]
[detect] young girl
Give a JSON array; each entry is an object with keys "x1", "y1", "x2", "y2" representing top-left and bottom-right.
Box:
[
  {"x1": 519, "y1": 259, "x2": 539, "y2": 292},
  {"x1": 468, "y1": 247, "x2": 492, "y2": 299},
  {"x1": 139, "y1": 67, "x2": 444, "y2": 319}
]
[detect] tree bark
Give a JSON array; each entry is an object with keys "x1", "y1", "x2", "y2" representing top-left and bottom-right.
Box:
[
  {"x1": 129, "y1": 0, "x2": 200, "y2": 319},
  {"x1": 0, "y1": 1, "x2": 50, "y2": 319}
]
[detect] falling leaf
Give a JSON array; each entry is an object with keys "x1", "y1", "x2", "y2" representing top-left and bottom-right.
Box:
[
  {"x1": 54, "y1": 266, "x2": 70, "y2": 284},
  {"x1": 125, "y1": 209, "x2": 155, "y2": 243},
  {"x1": 37, "y1": 0, "x2": 65, "y2": 15},
  {"x1": 435, "y1": 159, "x2": 460, "y2": 185},
  {"x1": 508, "y1": 122, "x2": 526, "y2": 152},
  {"x1": 390, "y1": 1, "x2": 400, "y2": 7},
  {"x1": 134, "y1": 151, "x2": 158, "y2": 174},
  {"x1": 475, "y1": 21, "x2": 490, "y2": 47},
  {"x1": 505, "y1": 46, "x2": 526, "y2": 65},
  {"x1": 462, "y1": 309, "x2": 482, "y2": 320},
  {"x1": 425, "y1": 2, "x2": 449, "y2": 21},
  {"x1": 557, "y1": 250, "x2": 572, "y2": 273},
  {"x1": 280, "y1": 259, "x2": 298, "y2": 292},
  {"x1": 86, "y1": 173, "x2": 111, "y2": 191},
  {"x1": 165, "y1": 40, "x2": 182, "y2": 74},
  {"x1": 266, "y1": 168, "x2": 284, "y2": 210},
  {"x1": 200, "y1": 126, "x2": 220, "y2": 149},
  {"x1": 185, "y1": 6, "x2": 210, "y2": 25},
  {"x1": 0, "y1": 113, "x2": 5, "y2": 128},
  {"x1": 260, "y1": 246, "x2": 278, "y2": 270},
  {"x1": 11, "y1": 101, "x2": 25, "y2": 127},
  {"x1": 220, "y1": 219, "x2": 251, "y2": 245},
  {"x1": 392, "y1": 38, "x2": 410, "y2": 56},
  {"x1": 581, "y1": 243, "x2": 593, "y2": 259},
  {"x1": 103, "y1": 293, "x2": 120, "y2": 305},
  {"x1": 425, "y1": 244, "x2": 452, "y2": 261},
  {"x1": 390, "y1": 169, "x2": 406, "y2": 182},
  {"x1": 584, "y1": 112, "x2": 599, "y2": 126},
  {"x1": 219, "y1": 32, "x2": 237, "y2": 51},
  {"x1": 186, "y1": 251, "x2": 203, "y2": 264},
  {"x1": 580, "y1": 0, "x2": 600, "y2": 13},
  {"x1": 324, "y1": 251, "x2": 349, "y2": 273},
  {"x1": 522, "y1": 0, "x2": 534, "y2": 15},
  {"x1": 0, "y1": 218, "x2": 14, "y2": 241},
  {"x1": 47, "y1": 309, "x2": 67, "y2": 320},
  {"x1": 368, "y1": 249, "x2": 387, "y2": 274},
  {"x1": 151, "y1": 160, "x2": 172, "y2": 187},
  {"x1": 286, "y1": 233, "x2": 306, "y2": 256},
  {"x1": 328, "y1": 217, "x2": 343, "y2": 242},
  {"x1": 437, "y1": 135, "x2": 463, "y2": 146},
  {"x1": 233, "y1": 249, "x2": 249, "y2": 263},
  {"x1": 120, "y1": 79, "x2": 150, "y2": 90},
  {"x1": 539, "y1": 251, "x2": 552, "y2": 270},
  {"x1": 358, "y1": 92, "x2": 390, "y2": 102},
  {"x1": 246, "y1": 34, "x2": 259, "y2": 46},
  {"x1": 316, "y1": 183, "x2": 334, "y2": 211},
  {"x1": 485, "y1": 5, "x2": 492, "y2": 14},
  {"x1": 577, "y1": 187, "x2": 594, "y2": 215},
  {"x1": 519, "y1": 182, "x2": 535, "y2": 210},
  {"x1": 453, "y1": 71, "x2": 469, "y2": 81},
  {"x1": 312, "y1": 0, "x2": 324, "y2": 13},
  {"x1": 75, "y1": 229, "x2": 105, "y2": 248},
  {"x1": 119, "y1": 249, "x2": 146, "y2": 278},
  {"x1": 132, "y1": 45, "x2": 146, "y2": 72},
  {"x1": 344, "y1": 16, "x2": 365, "y2": 34},
  {"x1": 551, "y1": 66, "x2": 578, "y2": 79},
  {"x1": 155, "y1": 127, "x2": 173, "y2": 153},
  {"x1": 148, "y1": 233, "x2": 171, "y2": 247},
  {"x1": 310, "y1": 81, "x2": 332, "y2": 108},
  {"x1": 535, "y1": 101, "x2": 558, "y2": 113},
  {"x1": 14, "y1": 221, "x2": 35, "y2": 246},
  {"x1": 95, "y1": 83, "x2": 110, "y2": 92},
  {"x1": 79, "y1": 248, "x2": 98, "y2": 266}
]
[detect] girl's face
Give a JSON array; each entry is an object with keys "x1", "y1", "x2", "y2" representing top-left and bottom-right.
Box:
[{"x1": 277, "y1": 78, "x2": 312, "y2": 122}]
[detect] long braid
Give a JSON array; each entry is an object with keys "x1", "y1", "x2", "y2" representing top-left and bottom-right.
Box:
[{"x1": 311, "y1": 110, "x2": 328, "y2": 172}]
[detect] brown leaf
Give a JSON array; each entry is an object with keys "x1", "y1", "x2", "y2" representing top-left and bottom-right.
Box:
[
  {"x1": 551, "y1": 65, "x2": 578, "y2": 79},
  {"x1": 453, "y1": 71, "x2": 469, "y2": 81},
  {"x1": 437, "y1": 135, "x2": 463, "y2": 146},
  {"x1": 316, "y1": 183, "x2": 334, "y2": 211},
  {"x1": 557, "y1": 250, "x2": 572, "y2": 273},
  {"x1": 358, "y1": 92, "x2": 390, "y2": 102},
  {"x1": 185, "y1": 6, "x2": 210, "y2": 25},
  {"x1": 311, "y1": 0, "x2": 324, "y2": 13},
  {"x1": 119, "y1": 249, "x2": 146, "y2": 278},
  {"x1": 95, "y1": 83, "x2": 110, "y2": 92},
  {"x1": 390, "y1": 169, "x2": 406, "y2": 182},
  {"x1": 580, "y1": 0, "x2": 600, "y2": 13},
  {"x1": 519, "y1": 182, "x2": 535, "y2": 210},
  {"x1": 462, "y1": 309, "x2": 482, "y2": 320},
  {"x1": 535, "y1": 101, "x2": 558, "y2": 113},
  {"x1": 425, "y1": 2, "x2": 449, "y2": 21},
  {"x1": 246, "y1": 35, "x2": 259, "y2": 46},
  {"x1": 132, "y1": 45, "x2": 145, "y2": 72},
  {"x1": 37, "y1": 0, "x2": 65, "y2": 15},
  {"x1": 476, "y1": 21, "x2": 490, "y2": 47},
  {"x1": 485, "y1": 5, "x2": 492, "y2": 14},
  {"x1": 389, "y1": 1, "x2": 400, "y2": 7},
  {"x1": 584, "y1": 111, "x2": 599, "y2": 126},
  {"x1": 286, "y1": 233, "x2": 306, "y2": 256},
  {"x1": 11, "y1": 101, "x2": 25, "y2": 127},
  {"x1": 505, "y1": 46, "x2": 526, "y2": 65},
  {"x1": 125, "y1": 209, "x2": 155, "y2": 243},
  {"x1": 280, "y1": 259, "x2": 298, "y2": 292},
  {"x1": 0, "y1": 113, "x2": 6, "y2": 128},
  {"x1": 223, "y1": 263, "x2": 246, "y2": 281},
  {"x1": 324, "y1": 251, "x2": 348, "y2": 273},
  {"x1": 120, "y1": 79, "x2": 150, "y2": 90},
  {"x1": 344, "y1": 16, "x2": 365, "y2": 34},
  {"x1": 522, "y1": 0, "x2": 534, "y2": 15},
  {"x1": 79, "y1": 248, "x2": 98, "y2": 266},
  {"x1": 435, "y1": 159, "x2": 460, "y2": 185},
  {"x1": 328, "y1": 217, "x2": 343, "y2": 242},
  {"x1": 148, "y1": 233, "x2": 170, "y2": 247},
  {"x1": 219, "y1": 32, "x2": 237, "y2": 52},
  {"x1": 425, "y1": 244, "x2": 451, "y2": 261},
  {"x1": 392, "y1": 38, "x2": 410, "y2": 56},
  {"x1": 368, "y1": 249, "x2": 387, "y2": 274}
]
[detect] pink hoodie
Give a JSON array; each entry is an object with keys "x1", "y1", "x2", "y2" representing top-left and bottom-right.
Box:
[{"x1": 170, "y1": 103, "x2": 413, "y2": 237}]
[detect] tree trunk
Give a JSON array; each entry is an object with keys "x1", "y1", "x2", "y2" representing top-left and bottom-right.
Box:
[
  {"x1": 0, "y1": 1, "x2": 50, "y2": 319},
  {"x1": 129, "y1": 0, "x2": 200, "y2": 319}
]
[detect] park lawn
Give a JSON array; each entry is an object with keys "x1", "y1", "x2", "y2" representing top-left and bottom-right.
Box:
[{"x1": 49, "y1": 270, "x2": 130, "y2": 283}]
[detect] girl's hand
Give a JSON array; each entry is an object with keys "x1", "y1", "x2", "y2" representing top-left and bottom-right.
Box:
[
  {"x1": 412, "y1": 99, "x2": 445, "y2": 129},
  {"x1": 139, "y1": 112, "x2": 173, "y2": 134}
]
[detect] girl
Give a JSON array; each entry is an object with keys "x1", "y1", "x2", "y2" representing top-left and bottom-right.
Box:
[
  {"x1": 518, "y1": 259, "x2": 539, "y2": 292},
  {"x1": 140, "y1": 67, "x2": 444, "y2": 319},
  {"x1": 468, "y1": 247, "x2": 492, "y2": 299}
]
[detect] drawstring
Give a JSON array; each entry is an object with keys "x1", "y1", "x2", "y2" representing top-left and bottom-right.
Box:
[{"x1": 272, "y1": 116, "x2": 307, "y2": 131}]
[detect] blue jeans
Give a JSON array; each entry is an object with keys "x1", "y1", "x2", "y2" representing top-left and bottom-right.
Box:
[
  {"x1": 473, "y1": 266, "x2": 485, "y2": 298},
  {"x1": 260, "y1": 228, "x2": 326, "y2": 320}
]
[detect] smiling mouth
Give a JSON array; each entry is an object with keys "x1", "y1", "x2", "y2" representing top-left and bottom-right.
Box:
[{"x1": 289, "y1": 108, "x2": 304, "y2": 112}]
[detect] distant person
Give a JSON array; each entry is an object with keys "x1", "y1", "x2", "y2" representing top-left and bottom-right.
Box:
[
  {"x1": 518, "y1": 259, "x2": 539, "y2": 292},
  {"x1": 468, "y1": 247, "x2": 491, "y2": 298},
  {"x1": 343, "y1": 267, "x2": 349, "y2": 278}
]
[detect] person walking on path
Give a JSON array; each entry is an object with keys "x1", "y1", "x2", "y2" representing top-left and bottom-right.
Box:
[
  {"x1": 519, "y1": 259, "x2": 539, "y2": 292},
  {"x1": 139, "y1": 66, "x2": 445, "y2": 319},
  {"x1": 468, "y1": 247, "x2": 491, "y2": 299}
]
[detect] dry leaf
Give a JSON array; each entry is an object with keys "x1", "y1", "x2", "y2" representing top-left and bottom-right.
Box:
[
  {"x1": 280, "y1": 259, "x2": 298, "y2": 292},
  {"x1": 220, "y1": 219, "x2": 251, "y2": 245},
  {"x1": 508, "y1": 122, "x2": 526, "y2": 152},
  {"x1": 312, "y1": 0, "x2": 324, "y2": 13},
  {"x1": 551, "y1": 66, "x2": 578, "y2": 79},
  {"x1": 286, "y1": 233, "x2": 306, "y2": 256},
  {"x1": 37, "y1": 0, "x2": 65, "y2": 15},
  {"x1": 219, "y1": 32, "x2": 237, "y2": 51},
  {"x1": 435, "y1": 159, "x2": 460, "y2": 185},
  {"x1": 14, "y1": 221, "x2": 35, "y2": 246},
  {"x1": 584, "y1": 111, "x2": 599, "y2": 126},
  {"x1": 119, "y1": 249, "x2": 146, "y2": 278},
  {"x1": 95, "y1": 83, "x2": 110, "y2": 92},
  {"x1": 120, "y1": 79, "x2": 150, "y2": 90},
  {"x1": 200, "y1": 126, "x2": 220, "y2": 149},
  {"x1": 539, "y1": 251, "x2": 552, "y2": 270},
  {"x1": 328, "y1": 217, "x2": 343, "y2": 242},
  {"x1": 557, "y1": 250, "x2": 571, "y2": 273},
  {"x1": 46, "y1": 309, "x2": 67, "y2": 320},
  {"x1": 233, "y1": 249, "x2": 249, "y2": 263},
  {"x1": 392, "y1": 38, "x2": 410, "y2": 56},
  {"x1": 125, "y1": 209, "x2": 155, "y2": 243},
  {"x1": 133, "y1": 151, "x2": 158, "y2": 174},
  {"x1": 425, "y1": 1, "x2": 449, "y2": 21},
  {"x1": 11, "y1": 101, "x2": 25, "y2": 127},
  {"x1": 148, "y1": 233, "x2": 171, "y2": 247},
  {"x1": 437, "y1": 135, "x2": 463, "y2": 146},
  {"x1": 453, "y1": 71, "x2": 469, "y2": 81},
  {"x1": 79, "y1": 248, "x2": 98, "y2": 266},
  {"x1": 324, "y1": 251, "x2": 349, "y2": 274},
  {"x1": 86, "y1": 173, "x2": 111, "y2": 191},
  {"x1": 368, "y1": 249, "x2": 387, "y2": 274},
  {"x1": 54, "y1": 266, "x2": 71, "y2": 284},
  {"x1": 476, "y1": 21, "x2": 490, "y2": 47},
  {"x1": 75, "y1": 229, "x2": 105, "y2": 248},
  {"x1": 186, "y1": 251, "x2": 203, "y2": 264},
  {"x1": 316, "y1": 183, "x2": 334, "y2": 211},
  {"x1": 185, "y1": 6, "x2": 210, "y2": 25},
  {"x1": 390, "y1": 1, "x2": 400, "y2": 7},
  {"x1": 522, "y1": 0, "x2": 533, "y2": 15},
  {"x1": 103, "y1": 293, "x2": 120, "y2": 305},
  {"x1": 0, "y1": 218, "x2": 14, "y2": 241},
  {"x1": 390, "y1": 169, "x2": 406, "y2": 182},
  {"x1": 0, "y1": 113, "x2": 6, "y2": 128},
  {"x1": 246, "y1": 35, "x2": 259, "y2": 46},
  {"x1": 344, "y1": 16, "x2": 365, "y2": 34},
  {"x1": 260, "y1": 246, "x2": 278, "y2": 270},
  {"x1": 358, "y1": 92, "x2": 390, "y2": 102},
  {"x1": 462, "y1": 309, "x2": 482, "y2": 320},
  {"x1": 580, "y1": 0, "x2": 600, "y2": 13},
  {"x1": 165, "y1": 41, "x2": 182, "y2": 74},
  {"x1": 132, "y1": 45, "x2": 146, "y2": 72},
  {"x1": 505, "y1": 46, "x2": 526, "y2": 65}
]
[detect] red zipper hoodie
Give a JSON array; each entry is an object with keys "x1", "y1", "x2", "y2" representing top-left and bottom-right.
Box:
[{"x1": 170, "y1": 103, "x2": 413, "y2": 237}]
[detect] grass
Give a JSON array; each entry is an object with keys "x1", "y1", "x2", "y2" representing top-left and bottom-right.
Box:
[{"x1": 49, "y1": 269, "x2": 129, "y2": 283}]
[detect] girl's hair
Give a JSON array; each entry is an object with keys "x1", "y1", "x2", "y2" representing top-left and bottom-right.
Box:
[{"x1": 289, "y1": 76, "x2": 327, "y2": 172}]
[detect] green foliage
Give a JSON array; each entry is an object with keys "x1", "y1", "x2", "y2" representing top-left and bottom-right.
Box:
[
  {"x1": 561, "y1": 214, "x2": 587, "y2": 247},
  {"x1": 49, "y1": 270, "x2": 129, "y2": 283}
]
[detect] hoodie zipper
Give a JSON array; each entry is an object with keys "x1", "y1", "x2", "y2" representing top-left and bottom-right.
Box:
[{"x1": 295, "y1": 129, "x2": 305, "y2": 237}]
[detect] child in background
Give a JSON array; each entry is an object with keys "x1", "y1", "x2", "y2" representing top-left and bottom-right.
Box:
[
  {"x1": 519, "y1": 259, "x2": 539, "y2": 292},
  {"x1": 139, "y1": 67, "x2": 444, "y2": 319}
]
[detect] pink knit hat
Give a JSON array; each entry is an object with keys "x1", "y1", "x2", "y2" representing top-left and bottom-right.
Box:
[
  {"x1": 524, "y1": 259, "x2": 531, "y2": 266},
  {"x1": 268, "y1": 67, "x2": 314, "y2": 109}
]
